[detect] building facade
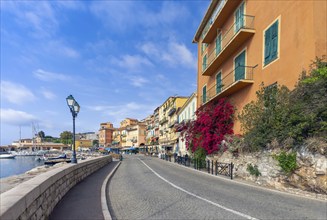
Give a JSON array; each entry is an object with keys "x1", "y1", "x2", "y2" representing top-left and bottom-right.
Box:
[
  {"x1": 193, "y1": 0, "x2": 327, "y2": 134},
  {"x1": 159, "y1": 96, "x2": 188, "y2": 153},
  {"x1": 98, "y1": 122, "x2": 114, "y2": 147},
  {"x1": 120, "y1": 118, "x2": 146, "y2": 148},
  {"x1": 177, "y1": 93, "x2": 197, "y2": 156}
]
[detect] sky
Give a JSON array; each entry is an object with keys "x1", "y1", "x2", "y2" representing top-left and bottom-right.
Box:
[{"x1": 0, "y1": 0, "x2": 209, "y2": 145}]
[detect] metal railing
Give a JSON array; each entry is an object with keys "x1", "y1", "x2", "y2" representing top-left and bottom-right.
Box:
[
  {"x1": 202, "y1": 0, "x2": 227, "y2": 38},
  {"x1": 207, "y1": 160, "x2": 234, "y2": 179},
  {"x1": 201, "y1": 65, "x2": 255, "y2": 104},
  {"x1": 203, "y1": 15, "x2": 255, "y2": 72}
]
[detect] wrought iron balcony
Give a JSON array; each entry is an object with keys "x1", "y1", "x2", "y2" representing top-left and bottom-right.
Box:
[
  {"x1": 160, "y1": 117, "x2": 168, "y2": 125},
  {"x1": 202, "y1": 0, "x2": 242, "y2": 43},
  {"x1": 201, "y1": 65, "x2": 256, "y2": 105},
  {"x1": 168, "y1": 107, "x2": 176, "y2": 116},
  {"x1": 202, "y1": 15, "x2": 255, "y2": 76}
]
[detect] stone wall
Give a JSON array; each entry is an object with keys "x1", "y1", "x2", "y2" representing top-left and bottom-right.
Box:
[
  {"x1": 209, "y1": 147, "x2": 327, "y2": 196},
  {"x1": 0, "y1": 156, "x2": 112, "y2": 220}
]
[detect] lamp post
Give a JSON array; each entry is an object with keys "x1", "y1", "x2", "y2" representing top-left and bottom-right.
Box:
[{"x1": 66, "y1": 95, "x2": 80, "y2": 164}]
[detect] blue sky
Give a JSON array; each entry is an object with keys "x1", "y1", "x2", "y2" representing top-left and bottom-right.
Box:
[{"x1": 0, "y1": 0, "x2": 209, "y2": 145}]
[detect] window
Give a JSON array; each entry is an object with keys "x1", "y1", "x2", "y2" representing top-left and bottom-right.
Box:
[
  {"x1": 235, "y1": 2, "x2": 245, "y2": 32},
  {"x1": 216, "y1": 71, "x2": 222, "y2": 93},
  {"x1": 201, "y1": 43, "x2": 207, "y2": 54},
  {"x1": 202, "y1": 85, "x2": 207, "y2": 104},
  {"x1": 234, "y1": 50, "x2": 246, "y2": 81},
  {"x1": 264, "y1": 20, "x2": 279, "y2": 65},
  {"x1": 216, "y1": 34, "x2": 222, "y2": 55},
  {"x1": 202, "y1": 55, "x2": 207, "y2": 70}
]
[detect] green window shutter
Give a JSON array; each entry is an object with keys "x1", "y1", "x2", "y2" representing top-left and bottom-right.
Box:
[
  {"x1": 202, "y1": 86, "x2": 207, "y2": 103},
  {"x1": 235, "y1": 50, "x2": 246, "y2": 81},
  {"x1": 264, "y1": 28, "x2": 271, "y2": 64},
  {"x1": 202, "y1": 55, "x2": 207, "y2": 70},
  {"x1": 216, "y1": 72, "x2": 222, "y2": 93},
  {"x1": 265, "y1": 20, "x2": 279, "y2": 65},
  {"x1": 235, "y1": 2, "x2": 244, "y2": 32},
  {"x1": 216, "y1": 34, "x2": 221, "y2": 55},
  {"x1": 271, "y1": 21, "x2": 278, "y2": 59}
]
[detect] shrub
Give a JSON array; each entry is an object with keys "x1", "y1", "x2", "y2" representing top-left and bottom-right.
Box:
[
  {"x1": 180, "y1": 98, "x2": 235, "y2": 155},
  {"x1": 238, "y1": 56, "x2": 327, "y2": 152},
  {"x1": 246, "y1": 164, "x2": 261, "y2": 177},
  {"x1": 273, "y1": 151, "x2": 297, "y2": 175}
]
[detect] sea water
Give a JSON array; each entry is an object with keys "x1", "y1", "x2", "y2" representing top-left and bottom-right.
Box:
[{"x1": 0, "y1": 156, "x2": 44, "y2": 178}]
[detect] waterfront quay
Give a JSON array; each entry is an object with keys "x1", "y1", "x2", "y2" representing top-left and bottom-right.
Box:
[{"x1": 48, "y1": 154, "x2": 326, "y2": 220}]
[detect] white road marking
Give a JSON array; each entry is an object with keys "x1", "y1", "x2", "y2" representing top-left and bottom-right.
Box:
[{"x1": 139, "y1": 158, "x2": 259, "y2": 220}]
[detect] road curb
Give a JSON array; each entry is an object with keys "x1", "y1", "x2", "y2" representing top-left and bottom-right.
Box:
[{"x1": 101, "y1": 161, "x2": 121, "y2": 220}]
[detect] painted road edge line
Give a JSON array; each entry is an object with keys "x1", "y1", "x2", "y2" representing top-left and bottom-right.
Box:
[
  {"x1": 101, "y1": 161, "x2": 121, "y2": 220},
  {"x1": 139, "y1": 158, "x2": 259, "y2": 220}
]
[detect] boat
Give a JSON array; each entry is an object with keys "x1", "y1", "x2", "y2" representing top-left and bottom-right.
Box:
[
  {"x1": 44, "y1": 154, "x2": 71, "y2": 165},
  {"x1": 0, "y1": 152, "x2": 16, "y2": 159}
]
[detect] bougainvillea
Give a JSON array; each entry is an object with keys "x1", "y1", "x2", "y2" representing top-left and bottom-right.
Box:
[{"x1": 178, "y1": 98, "x2": 234, "y2": 155}]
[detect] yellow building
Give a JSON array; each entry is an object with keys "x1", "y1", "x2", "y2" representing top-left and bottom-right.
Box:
[
  {"x1": 75, "y1": 139, "x2": 92, "y2": 149},
  {"x1": 193, "y1": 0, "x2": 326, "y2": 134},
  {"x1": 120, "y1": 118, "x2": 146, "y2": 149},
  {"x1": 159, "y1": 96, "x2": 188, "y2": 153}
]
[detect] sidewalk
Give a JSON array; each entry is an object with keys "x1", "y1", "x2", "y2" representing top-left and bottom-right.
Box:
[{"x1": 49, "y1": 161, "x2": 119, "y2": 220}]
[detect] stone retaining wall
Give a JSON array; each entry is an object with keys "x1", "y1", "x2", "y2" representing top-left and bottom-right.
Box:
[
  {"x1": 209, "y1": 147, "x2": 327, "y2": 197},
  {"x1": 0, "y1": 156, "x2": 112, "y2": 220}
]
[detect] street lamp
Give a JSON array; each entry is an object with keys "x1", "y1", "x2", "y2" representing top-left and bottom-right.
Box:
[{"x1": 66, "y1": 95, "x2": 80, "y2": 164}]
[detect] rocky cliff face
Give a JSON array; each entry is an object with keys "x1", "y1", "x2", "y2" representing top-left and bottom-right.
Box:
[{"x1": 210, "y1": 146, "x2": 327, "y2": 196}]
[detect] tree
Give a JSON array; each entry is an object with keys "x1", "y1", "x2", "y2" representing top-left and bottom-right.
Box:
[
  {"x1": 180, "y1": 98, "x2": 234, "y2": 155},
  {"x1": 60, "y1": 131, "x2": 73, "y2": 144},
  {"x1": 38, "y1": 131, "x2": 45, "y2": 139}
]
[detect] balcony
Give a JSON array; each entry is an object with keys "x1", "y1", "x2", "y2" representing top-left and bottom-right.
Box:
[
  {"x1": 201, "y1": 65, "x2": 256, "y2": 105},
  {"x1": 160, "y1": 117, "x2": 168, "y2": 125},
  {"x1": 168, "y1": 107, "x2": 176, "y2": 116},
  {"x1": 202, "y1": 15, "x2": 255, "y2": 76},
  {"x1": 168, "y1": 120, "x2": 177, "y2": 128},
  {"x1": 202, "y1": 0, "x2": 242, "y2": 43}
]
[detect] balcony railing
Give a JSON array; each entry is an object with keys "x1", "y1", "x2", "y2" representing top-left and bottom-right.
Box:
[
  {"x1": 168, "y1": 120, "x2": 177, "y2": 128},
  {"x1": 201, "y1": 65, "x2": 256, "y2": 104},
  {"x1": 160, "y1": 117, "x2": 168, "y2": 125},
  {"x1": 202, "y1": 0, "x2": 227, "y2": 41},
  {"x1": 202, "y1": 0, "x2": 244, "y2": 43},
  {"x1": 168, "y1": 107, "x2": 176, "y2": 116},
  {"x1": 202, "y1": 15, "x2": 255, "y2": 76}
]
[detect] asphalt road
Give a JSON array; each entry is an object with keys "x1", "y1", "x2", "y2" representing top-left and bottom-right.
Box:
[{"x1": 107, "y1": 155, "x2": 327, "y2": 220}]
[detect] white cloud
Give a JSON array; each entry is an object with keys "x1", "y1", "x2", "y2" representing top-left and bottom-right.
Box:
[
  {"x1": 0, "y1": 81, "x2": 36, "y2": 105},
  {"x1": 90, "y1": 1, "x2": 189, "y2": 30},
  {"x1": 140, "y1": 41, "x2": 196, "y2": 69},
  {"x1": 41, "y1": 89, "x2": 56, "y2": 100},
  {"x1": 45, "y1": 40, "x2": 79, "y2": 58},
  {"x1": 87, "y1": 102, "x2": 153, "y2": 120},
  {"x1": 33, "y1": 69, "x2": 70, "y2": 82},
  {"x1": 2, "y1": 1, "x2": 58, "y2": 38},
  {"x1": 117, "y1": 55, "x2": 153, "y2": 71},
  {"x1": 0, "y1": 108, "x2": 38, "y2": 126},
  {"x1": 129, "y1": 76, "x2": 149, "y2": 87}
]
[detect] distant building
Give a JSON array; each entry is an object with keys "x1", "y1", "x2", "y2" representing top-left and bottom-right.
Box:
[
  {"x1": 75, "y1": 139, "x2": 92, "y2": 149},
  {"x1": 193, "y1": 0, "x2": 327, "y2": 134},
  {"x1": 98, "y1": 122, "x2": 114, "y2": 147},
  {"x1": 120, "y1": 118, "x2": 146, "y2": 149},
  {"x1": 159, "y1": 96, "x2": 188, "y2": 153},
  {"x1": 177, "y1": 93, "x2": 197, "y2": 156}
]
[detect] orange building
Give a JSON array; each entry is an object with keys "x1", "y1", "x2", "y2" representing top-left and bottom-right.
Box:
[
  {"x1": 193, "y1": 0, "x2": 326, "y2": 133},
  {"x1": 98, "y1": 122, "x2": 114, "y2": 147}
]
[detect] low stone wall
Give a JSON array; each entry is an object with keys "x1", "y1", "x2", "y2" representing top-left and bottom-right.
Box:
[
  {"x1": 209, "y1": 147, "x2": 327, "y2": 197},
  {"x1": 0, "y1": 155, "x2": 112, "y2": 220}
]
